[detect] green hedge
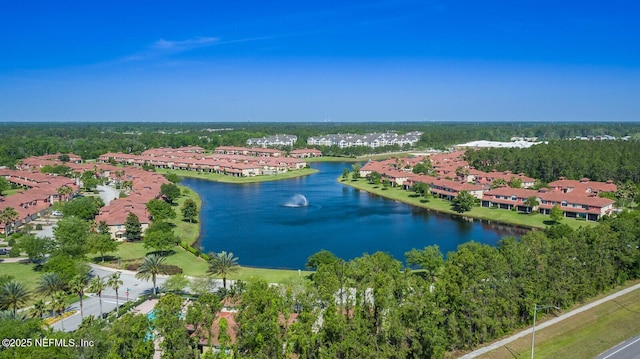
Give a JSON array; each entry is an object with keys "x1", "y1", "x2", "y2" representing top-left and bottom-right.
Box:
[{"x1": 180, "y1": 241, "x2": 210, "y2": 261}]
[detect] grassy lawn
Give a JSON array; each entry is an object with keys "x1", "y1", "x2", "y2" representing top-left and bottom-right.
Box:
[
  {"x1": 104, "y1": 241, "x2": 310, "y2": 283},
  {"x1": 341, "y1": 178, "x2": 596, "y2": 230},
  {"x1": 476, "y1": 281, "x2": 640, "y2": 359},
  {"x1": 0, "y1": 262, "x2": 42, "y2": 291},
  {"x1": 103, "y1": 241, "x2": 209, "y2": 276},
  {"x1": 155, "y1": 167, "x2": 318, "y2": 184},
  {"x1": 229, "y1": 267, "x2": 312, "y2": 283},
  {"x1": 173, "y1": 185, "x2": 202, "y2": 246}
]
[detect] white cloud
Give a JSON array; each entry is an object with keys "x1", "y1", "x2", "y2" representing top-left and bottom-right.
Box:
[{"x1": 152, "y1": 36, "x2": 220, "y2": 51}]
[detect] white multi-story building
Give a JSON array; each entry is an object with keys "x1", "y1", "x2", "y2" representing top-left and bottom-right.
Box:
[
  {"x1": 246, "y1": 134, "x2": 297, "y2": 148},
  {"x1": 307, "y1": 131, "x2": 422, "y2": 149}
]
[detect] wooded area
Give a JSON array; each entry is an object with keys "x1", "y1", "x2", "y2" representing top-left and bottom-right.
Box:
[
  {"x1": 2, "y1": 122, "x2": 640, "y2": 166},
  {"x1": 465, "y1": 140, "x2": 640, "y2": 183}
]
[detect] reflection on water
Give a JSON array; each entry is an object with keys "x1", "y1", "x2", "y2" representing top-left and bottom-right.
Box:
[{"x1": 182, "y1": 162, "x2": 527, "y2": 269}]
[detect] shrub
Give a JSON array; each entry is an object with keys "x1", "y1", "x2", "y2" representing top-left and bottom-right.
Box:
[
  {"x1": 126, "y1": 263, "x2": 141, "y2": 271},
  {"x1": 8, "y1": 247, "x2": 21, "y2": 257},
  {"x1": 160, "y1": 264, "x2": 183, "y2": 275},
  {"x1": 200, "y1": 252, "x2": 210, "y2": 261}
]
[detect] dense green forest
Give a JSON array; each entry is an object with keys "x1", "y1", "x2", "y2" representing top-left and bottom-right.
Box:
[
  {"x1": 2, "y1": 211, "x2": 640, "y2": 358},
  {"x1": 465, "y1": 140, "x2": 640, "y2": 183},
  {"x1": 1, "y1": 122, "x2": 640, "y2": 167}
]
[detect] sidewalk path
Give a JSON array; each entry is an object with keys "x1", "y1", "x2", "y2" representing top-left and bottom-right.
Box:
[
  {"x1": 458, "y1": 282, "x2": 640, "y2": 358},
  {"x1": 0, "y1": 257, "x2": 30, "y2": 263}
]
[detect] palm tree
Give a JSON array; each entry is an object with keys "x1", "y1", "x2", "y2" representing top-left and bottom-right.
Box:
[
  {"x1": 207, "y1": 251, "x2": 240, "y2": 289},
  {"x1": 136, "y1": 254, "x2": 169, "y2": 296},
  {"x1": 89, "y1": 276, "x2": 106, "y2": 318},
  {"x1": 69, "y1": 275, "x2": 88, "y2": 319},
  {"x1": 36, "y1": 272, "x2": 67, "y2": 302},
  {"x1": 49, "y1": 291, "x2": 66, "y2": 331},
  {"x1": 56, "y1": 185, "x2": 73, "y2": 202},
  {"x1": 0, "y1": 310, "x2": 28, "y2": 321},
  {"x1": 107, "y1": 272, "x2": 123, "y2": 317},
  {"x1": 0, "y1": 207, "x2": 20, "y2": 238},
  {"x1": 0, "y1": 280, "x2": 30, "y2": 314},
  {"x1": 30, "y1": 299, "x2": 47, "y2": 319}
]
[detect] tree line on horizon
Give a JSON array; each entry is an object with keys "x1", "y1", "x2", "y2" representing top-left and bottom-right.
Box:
[{"x1": 2, "y1": 122, "x2": 640, "y2": 167}]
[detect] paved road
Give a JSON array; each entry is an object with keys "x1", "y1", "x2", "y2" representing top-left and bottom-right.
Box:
[
  {"x1": 32, "y1": 217, "x2": 59, "y2": 239},
  {"x1": 459, "y1": 282, "x2": 640, "y2": 358},
  {"x1": 596, "y1": 335, "x2": 640, "y2": 359},
  {"x1": 97, "y1": 185, "x2": 119, "y2": 205},
  {"x1": 52, "y1": 264, "x2": 168, "y2": 332}
]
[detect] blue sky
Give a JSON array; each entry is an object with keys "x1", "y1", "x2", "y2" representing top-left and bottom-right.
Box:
[{"x1": 0, "y1": 1, "x2": 638, "y2": 122}]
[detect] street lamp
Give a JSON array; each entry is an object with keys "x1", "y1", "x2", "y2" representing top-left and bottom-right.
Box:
[{"x1": 531, "y1": 304, "x2": 560, "y2": 359}]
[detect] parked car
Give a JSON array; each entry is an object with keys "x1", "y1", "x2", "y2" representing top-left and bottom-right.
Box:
[
  {"x1": 0, "y1": 248, "x2": 8, "y2": 255},
  {"x1": 52, "y1": 210, "x2": 63, "y2": 216}
]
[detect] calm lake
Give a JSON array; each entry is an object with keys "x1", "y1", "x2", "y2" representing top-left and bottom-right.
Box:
[{"x1": 181, "y1": 162, "x2": 524, "y2": 269}]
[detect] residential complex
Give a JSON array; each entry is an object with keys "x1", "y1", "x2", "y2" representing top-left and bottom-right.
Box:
[
  {"x1": 0, "y1": 168, "x2": 78, "y2": 234},
  {"x1": 99, "y1": 145, "x2": 314, "y2": 177},
  {"x1": 307, "y1": 131, "x2": 422, "y2": 148},
  {"x1": 362, "y1": 152, "x2": 617, "y2": 221},
  {"x1": 246, "y1": 134, "x2": 297, "y2": 147},
  {"x1": 0, "y1": 153, "x2": 169, "y2": 239}
]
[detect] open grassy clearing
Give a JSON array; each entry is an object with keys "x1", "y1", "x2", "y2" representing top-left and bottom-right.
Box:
[
  {"x1": 341, "y1": 178, "x2": 595, "y2": 230},
  {"x1": 475, "y1": 281, "x2": 640, "y2": 359},
  {"x1": 0, "y1": 262, "x2": 42, "y2": 291},
  {"x1": 156, "y1": 167, "x2": 318, "y2": 184}
]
